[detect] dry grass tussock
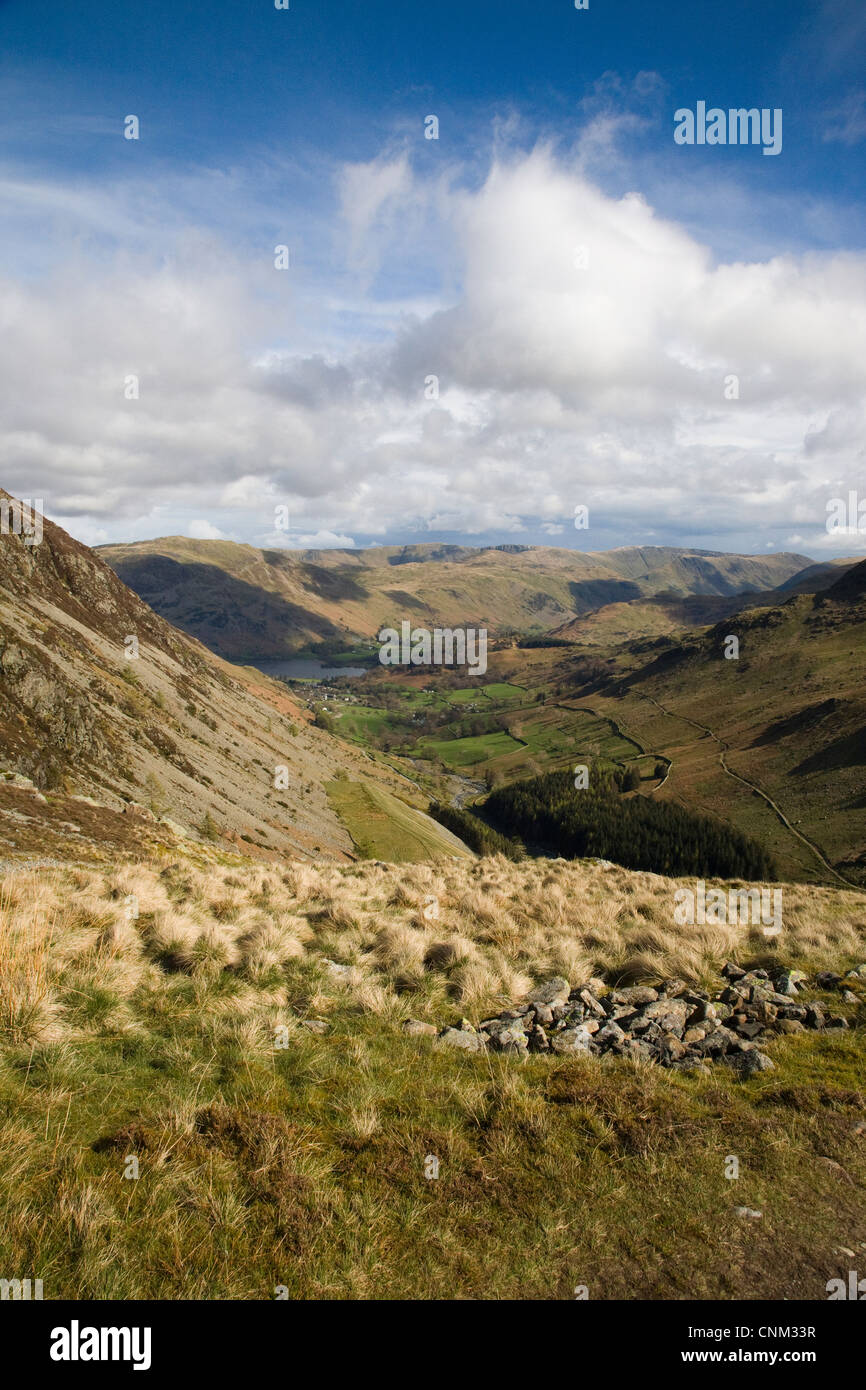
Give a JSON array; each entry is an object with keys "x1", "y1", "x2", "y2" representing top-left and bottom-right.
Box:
[{"x1": 1, "y1": 855, "x2": 864, "y2": 1044}]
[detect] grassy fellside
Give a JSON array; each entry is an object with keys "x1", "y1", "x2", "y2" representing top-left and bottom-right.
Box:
[{"x1": 0, "y1": 856, "x2": 864, "y2": 1299}]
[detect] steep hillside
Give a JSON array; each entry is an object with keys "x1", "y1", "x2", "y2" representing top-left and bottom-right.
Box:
[
  {"x1": 549, "y1": 558, "x2": 863, "y2": 647},
  {"x1": 569, "y1": 573, "x2": 866, "y2": 885},
  {"x1": 99, "y1": 537, "x2": 812, "y2": 660},
  {"x1": 0, "y1": 495, "x2": 465, "y2": 867},
  {"x1": 777, "y1": 556, "x2": 861, "y2": 595}
]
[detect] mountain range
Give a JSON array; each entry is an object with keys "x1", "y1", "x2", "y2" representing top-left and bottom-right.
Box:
[{"x1": 98, "y1": 537, "x2": 820, "y2": 660}]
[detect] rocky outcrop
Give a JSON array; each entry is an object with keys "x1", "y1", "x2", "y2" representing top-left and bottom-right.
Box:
[{"x1": 426, "y1": 962, "x2": 864, "y2": 1072}]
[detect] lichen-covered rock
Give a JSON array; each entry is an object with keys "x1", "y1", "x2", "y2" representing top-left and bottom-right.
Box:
[
  {"x1": 550, "y1": 1026, "x2": 595, "y2": 1055},
  {"x1": 434, "y1": 1028, "x2": 487, "y2": 1053},
  {"x1": 615, "y1": 986, "x2": 658, "y2": 1006},
  {"x1": 726, "y1": 1049, "x2": 775, "y2": 1077},
  {"x1": 528, "y1": 977, "x2": 571, "y2": 1006},
  {"x1": 492, "y1": 1026, "x2": 530, "y2": 1056}
]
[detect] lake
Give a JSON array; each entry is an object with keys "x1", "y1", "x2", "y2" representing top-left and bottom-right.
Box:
[{"x1": 250, "y1": 658, "x2": 372, "y2": 680}]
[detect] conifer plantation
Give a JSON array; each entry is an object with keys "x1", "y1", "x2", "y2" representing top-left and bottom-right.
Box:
[{"x1": 483, "y1": 770, "x2": 777, "y2": 880}]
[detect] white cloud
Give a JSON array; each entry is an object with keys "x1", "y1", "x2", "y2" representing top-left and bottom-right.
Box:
[
  {"x1": 188, "y1": 520, "x2": 229, "y2": 540},
  {"x1": 292, "y1": 530, "x2": 356, "y2": 549},
  {"x1": 2, "y1": 143, "x2": 865, "y2": 555}
]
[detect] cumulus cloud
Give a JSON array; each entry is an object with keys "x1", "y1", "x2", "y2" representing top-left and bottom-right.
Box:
[
  {"x1": 2, "y1": 142, "x2": 865, "y2": 557},
  {"x1": 291, "y1": 530, "x2": 356, "y2": 549},
  {"x1": 188, "y1": 520, "x2": 230, "y2": 540}
]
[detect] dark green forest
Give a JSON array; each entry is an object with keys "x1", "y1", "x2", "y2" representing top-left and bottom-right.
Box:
[
  {"x1": 481, "y1": 769, "x2": 777, "y2": 880},
  {"x1": 429, "y1": 802, "x2": 524, "y2": 860}
]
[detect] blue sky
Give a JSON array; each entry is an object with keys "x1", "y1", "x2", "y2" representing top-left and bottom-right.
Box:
[{"x1": 1, "y1": 0, "x2": 865, "y2": 557}]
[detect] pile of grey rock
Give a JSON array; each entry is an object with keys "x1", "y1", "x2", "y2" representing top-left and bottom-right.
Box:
[{"x1": 406, "y1": 961, "x2": 864, "y2": 1076}]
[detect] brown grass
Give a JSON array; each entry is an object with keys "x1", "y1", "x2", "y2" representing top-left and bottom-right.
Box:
[{"x1": 1, "y1": 855, "x2": 864, "y2": 1043}]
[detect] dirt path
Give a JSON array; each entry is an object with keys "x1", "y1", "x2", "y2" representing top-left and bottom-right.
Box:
[{"x1": 639, "y1": 693, "x2": 855, "y2": 888}]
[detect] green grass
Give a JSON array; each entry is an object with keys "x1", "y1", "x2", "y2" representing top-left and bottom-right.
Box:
[
  {"x1": 1, "y1": 1014, "x2": 864, "y2": 1299},
  {"x1": 480, "y1": 682, "x2": 526, "y2": 702},
  {"x1": 331, "y1": 705, "x2": 394, "y2": 742},
  {"x1": 325, "y1": 778, "x2": 473, "y2": 861},
  {"x1": 383, "y1": 687, "x2": 440, "y2": 708},
  {"x1": 446, "y1": 688, "x2": 483, "y2": 705},
  {"x1": 415, "y1": 730, "x2": 525, "y2": 769},
  {"x1": 411, "y1": 706, "x2": 642, "y2": 785}
]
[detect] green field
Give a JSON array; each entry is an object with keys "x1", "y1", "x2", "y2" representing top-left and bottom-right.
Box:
[
  {"x1": 561, "y1": 709, "x2": 642, "y2": 762},
  {"x1": 384, "y1": 687, "x2": 440, "y2": 707},
  {"x1": 326, "y1": 685, "x2": 648, "y2": 787},
  {"x1": 443, "y1": 682, "x2": 526, "y2": 705},
  {"x1": 481, "y1": 682, "x2": 527, "y2": 702},
  {"x1": 446, "y1": 687, "x2": 484, "y2": 705},
  {"x1": 332, "y1": 706, "x2": 394, "y2": 742},
  {"x1": 325, "y1": 778, "x2": 473, "y2": 860},
  {"x1": 414, "y1": 729, "x2": 525, "y2": 769},
  {"x1": 412, "y1": 706, "x2": 644, "y2": 783}
]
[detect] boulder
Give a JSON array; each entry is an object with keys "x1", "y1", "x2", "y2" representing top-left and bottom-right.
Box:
[
  {"x1": 434, "y1": 1028, "x2": 487, "y2": 1053},
  {"x1": 578, "y1": 989, "x2": 607, "y2": 1017},
  {"x1": 492, "y1": 1026, "x2": 529, "y2": 1056},
  {"x1": 550, "y1": 1026, "x2": 596, "y2": 1055},
  {"x1": 616, "y1": 985, "x2": 659, "y2": 1005},
  {"x1": 402, "y1": 1019, "x2": 437, "y2": 1037},
  {"x1": 721, "y1": 962, "x2": 747, "y2": 980},
  {"x1": 594, "y1": 1021, "x2": 626, "y2": 1048},
  {"x1": 727, "y1": 1049, "x2": 775, "y2": 1077},
  {"x1": 528, "y1": 976, "x2": 571, "y2": 1007},
  {"x1": 774, "y1": 969, "x2": 806, "y2": 996}
]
